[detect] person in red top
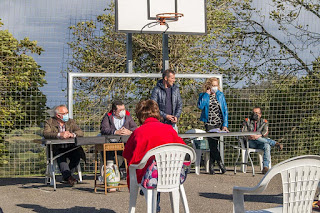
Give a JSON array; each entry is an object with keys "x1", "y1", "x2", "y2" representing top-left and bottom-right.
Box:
[
  {"x1": 123, "y1": 99, "x2": 186, "y2": 188},
  {"x1": 123, "y1": 99, "x2": 186, "y2": 212}
]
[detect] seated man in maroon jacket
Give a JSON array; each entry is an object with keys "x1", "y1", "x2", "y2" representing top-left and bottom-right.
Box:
[{"x1": 100, "y1": 100, "x2": 137, "y2": 166}]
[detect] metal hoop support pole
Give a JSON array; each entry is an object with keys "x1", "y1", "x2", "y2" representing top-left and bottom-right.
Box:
[
  {"x1": 126, "y1": 33, "x2": 133, "y2": 73},
  {"x1": 162, "y1": 34, "x2": 169, "y2": 71}
]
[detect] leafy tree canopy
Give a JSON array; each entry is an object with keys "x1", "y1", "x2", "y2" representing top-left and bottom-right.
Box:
[{"x1": 0, "y1": 18, "x2": 47, "y2": 165}]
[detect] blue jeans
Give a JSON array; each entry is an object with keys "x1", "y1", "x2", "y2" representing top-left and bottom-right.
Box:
[{"x1": 249, "y1": 137, "x2": 276, "y2": 168}]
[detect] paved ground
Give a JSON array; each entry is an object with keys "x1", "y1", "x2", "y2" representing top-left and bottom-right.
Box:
[{"x1": 0, "y1": 167, "x2": 319, "y2": 213}]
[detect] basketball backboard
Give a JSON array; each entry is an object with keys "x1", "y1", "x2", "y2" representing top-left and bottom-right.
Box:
[{"x1": 115, "y1": 0, "x2": 207, "y2": 34}]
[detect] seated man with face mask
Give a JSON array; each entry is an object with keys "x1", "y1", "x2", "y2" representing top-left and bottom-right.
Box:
[
  {"x1": 43, "y1": 105, "x2": 85, "y2": 186},
  {"x1": 242, "y1": 107, "x2": 283, "y2": 174},
  {"x1": 100, "y1": 100, "x2": 138, "y2": 167}
]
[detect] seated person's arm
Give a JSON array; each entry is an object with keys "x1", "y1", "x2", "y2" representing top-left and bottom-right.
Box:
[
  {"x1": 100, "y1": 115, "x2": 116, "y2": 135},
  {"x1": 43, "y1": 120, "x2": 59, "y2": 139},
  {"x1": 261, "y1": 121, "x2": 269, "y2": 137},
  {"x1": 115, "y1": 127, "x2": 132, "y2": 135},
  {"x1": 241, "y1": 120, "x2": 247, "y2": 133},
  {"x1": 71, "y1": 121, "x2": 84, "y2": 137},
  {"x1": 128, "y1": 116, "x2": 138, "y2": 132}
]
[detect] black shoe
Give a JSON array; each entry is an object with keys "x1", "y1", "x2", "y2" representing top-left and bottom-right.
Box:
[
  {"x1": 139, "y1": 189, "x2": 144, "y2": 196},
  {"x1": 262, "y1": 167, "x2": 269, "y2": 174},
  {"x1": 66, "y1": 176, "x2": 76, "y2": 186},
  {"x1": 217, "y1": 161, "x2": 227, "y2": 174},
  {"x1": 209, "y1": 161, "x2": 215, "y2": 175},
  {"x1": 120, "y1": 168, "x2": 127, "y2": 180},
  {"x1": 275, "y1": 142, "x2": 283, "y2": 150}
]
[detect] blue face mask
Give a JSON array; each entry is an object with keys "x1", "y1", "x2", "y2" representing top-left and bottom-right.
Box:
[{"x1": 61, "y1": 114, "x2": 69, "y2": 122}]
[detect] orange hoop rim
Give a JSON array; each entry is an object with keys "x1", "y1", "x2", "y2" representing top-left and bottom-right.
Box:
[{"x1": 156, "y1": 13, "x2": 184, "y2": 25}]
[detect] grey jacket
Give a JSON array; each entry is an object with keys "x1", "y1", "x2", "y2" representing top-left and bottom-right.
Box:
[
  {"x1": 151, "y1": 79, "x2": 183, "y2": 121},
  {"x1": 242, "y1": 117, "x2": 269, "y2": 137}
]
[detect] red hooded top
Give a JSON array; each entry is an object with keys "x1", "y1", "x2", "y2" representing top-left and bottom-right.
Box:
[{"x1": 123, "y1": 117, "x2": 186, "y2": 188}]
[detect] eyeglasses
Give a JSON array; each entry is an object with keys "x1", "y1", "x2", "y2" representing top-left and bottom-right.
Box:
[{"x1": 59, "y1": 112, "x2": 68, "y2": 115}]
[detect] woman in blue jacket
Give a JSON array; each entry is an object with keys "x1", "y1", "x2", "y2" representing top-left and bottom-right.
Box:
[{"x1": 198, "y1": 77, "x2": 229, "y2": 174}]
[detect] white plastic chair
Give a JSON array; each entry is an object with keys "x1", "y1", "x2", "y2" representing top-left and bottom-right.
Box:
[
  {"x1": 128, "y1": 143, "x2": 196, "y2": 213},
  {"x1": 233, "y1": 155, "x2": 320, "y2": 213},
  {"x1": 185, "y1": 129, "x2": 210, "y2": 175},
  {"x1": 234, "y1": 137, "x2": 271, "y2": 176}
]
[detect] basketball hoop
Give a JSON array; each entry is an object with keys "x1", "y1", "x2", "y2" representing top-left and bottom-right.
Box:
[
  {"x1": 140, "y1": 12, "x2": 184, "y2": 33},
  {"x1": 156, "y1": 13, "x2": 184, "y2": 25}
]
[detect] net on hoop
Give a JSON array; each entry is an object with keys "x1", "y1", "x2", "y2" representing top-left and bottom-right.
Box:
[{"x1": 156, "y1": 13, "x2": 184, "y2": 25}]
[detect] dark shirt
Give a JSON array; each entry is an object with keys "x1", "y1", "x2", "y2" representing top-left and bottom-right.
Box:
[{"x1": 165, "y1": 87, "x2": 173, "y2": 123}]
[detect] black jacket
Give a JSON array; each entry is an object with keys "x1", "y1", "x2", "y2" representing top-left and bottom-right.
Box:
[{"x1": 151, "y1": 79, "x2": 183, "y2": 121}]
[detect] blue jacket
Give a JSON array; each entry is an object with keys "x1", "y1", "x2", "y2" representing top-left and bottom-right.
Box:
[
  {"x1": 151, "y1": 80, "x2": 183, "y2": 120},
  {"x1": 197, "y1": 90, "x2": 228, "y2": 127}
]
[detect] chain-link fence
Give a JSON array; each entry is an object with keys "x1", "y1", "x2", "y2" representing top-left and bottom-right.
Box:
[{"x1": 1, "y1": 0, "x2": 320, "y2": 177}]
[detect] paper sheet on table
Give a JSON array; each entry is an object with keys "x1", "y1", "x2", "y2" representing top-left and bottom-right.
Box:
[{"x1": 208, "y1": 128, "x2": 228, "y2": 133}]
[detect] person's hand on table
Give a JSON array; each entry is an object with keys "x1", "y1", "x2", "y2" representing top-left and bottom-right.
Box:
[
  {"x1": 221, "y1": 126, "x2": 229, "y2": 132},
  {"x1": 115, "y1": 127, "x2": 132, "y2": 135},
  {"x1": 60, "y1": 131, "x2": 73, "y2": 139},
  {"x1": 120, "y1": 127, "x2": 132, "y2": 135},
  {"x1": 248, "y1": 134, "x2": 262, "y2": 140}
]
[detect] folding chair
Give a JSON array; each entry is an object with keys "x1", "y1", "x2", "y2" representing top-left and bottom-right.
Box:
[{"x1": 234, "y1": 137, "x2": 271, "y2": 176}]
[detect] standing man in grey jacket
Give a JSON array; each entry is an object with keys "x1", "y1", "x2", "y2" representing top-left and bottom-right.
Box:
[{"x1": 151, "y1": 69, "x2": 182, "y2": 132}]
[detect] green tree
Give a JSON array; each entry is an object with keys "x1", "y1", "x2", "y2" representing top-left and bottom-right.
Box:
[
  {"x1": 0, "y1": 19, "x2": 47, "y2": 166},
  {"x1": 222, "y1": 0, "x2": 320, "y2": 84},
  {"x1": 66, "y1": 0, "x2": 246, "y2": 131},
  {"x1": 65, "y1": 0, "x2": 320, "y2": 135}
]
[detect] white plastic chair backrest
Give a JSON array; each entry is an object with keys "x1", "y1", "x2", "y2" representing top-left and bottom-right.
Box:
[
  {"x1": 185, "y1": 129, "x2": 206, "y2": 140},
  {"x1": 253, "y1": 155, "x2": 320, "y2": 213},
  {"x1": 137, "y1": 143, "x2": 196, "y2": 191}
]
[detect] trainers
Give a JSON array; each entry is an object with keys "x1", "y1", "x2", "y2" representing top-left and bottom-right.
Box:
[
  {"x1": 262, "y1": 167, "x2": 269, "y2": 174},
  {"x1": 275, "y1": 142, "x2": 283, "y2": 150}
]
